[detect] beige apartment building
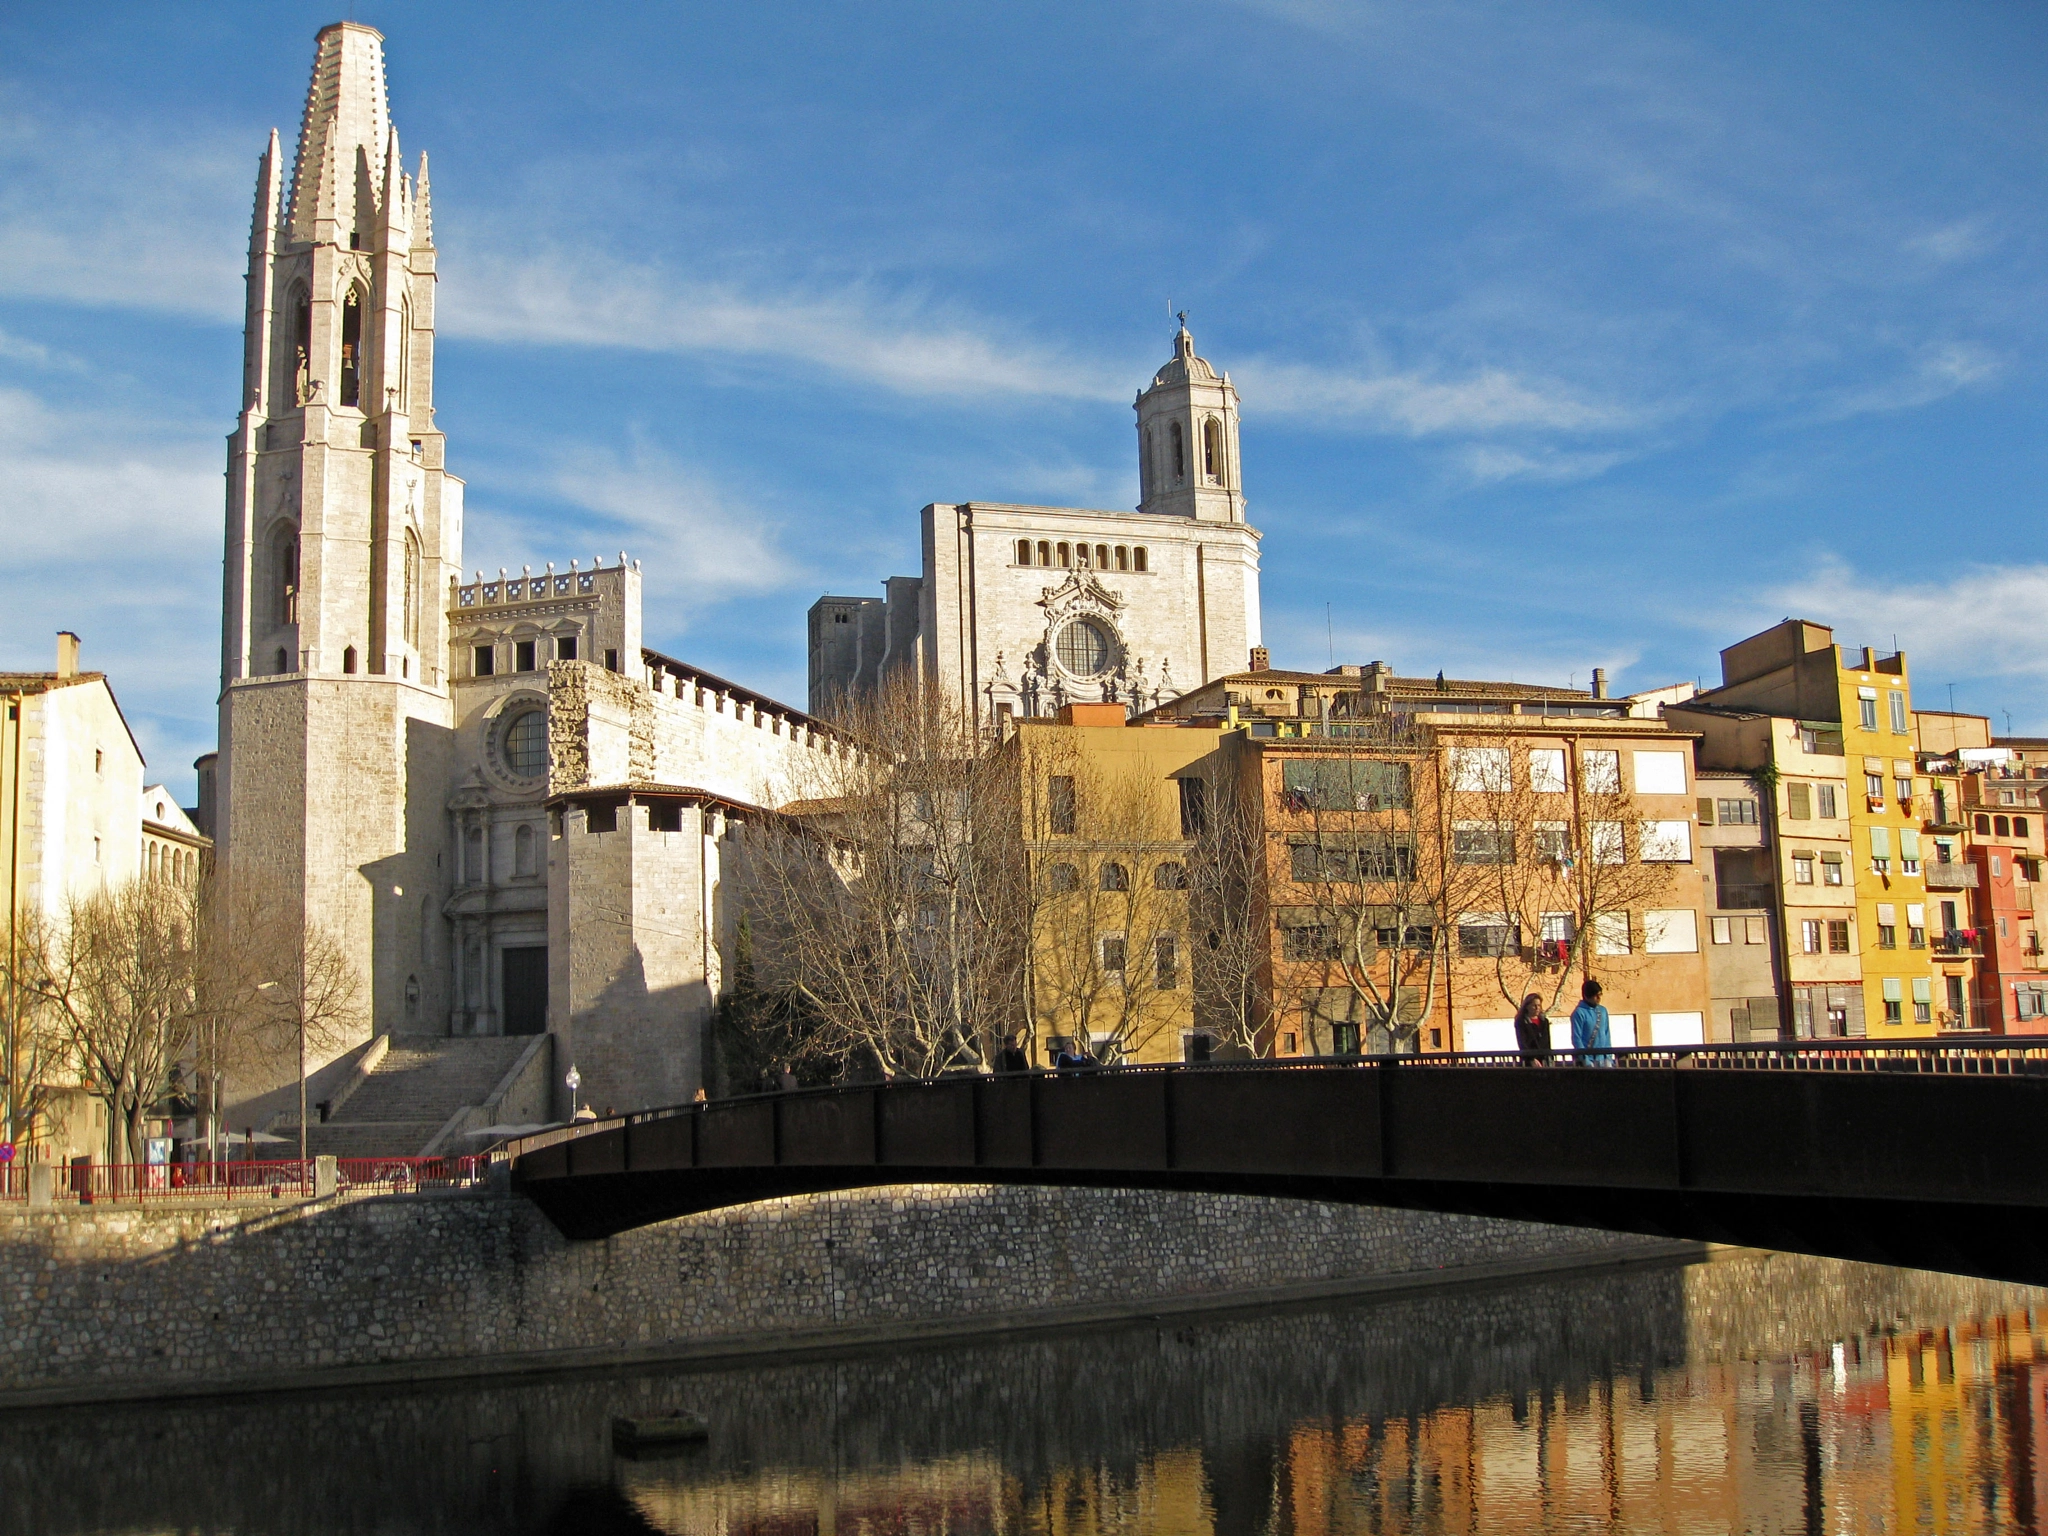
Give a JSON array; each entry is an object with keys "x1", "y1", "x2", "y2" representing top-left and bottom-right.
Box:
[
  {"x1": 1694, "y1": 768, "x2": 1783, "y2": 1041},
  {"x1": 1667, "y1": 697, "x2": 1861, "y2": 1036}
]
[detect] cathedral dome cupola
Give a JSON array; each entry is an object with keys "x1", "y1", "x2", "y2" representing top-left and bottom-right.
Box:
[{"x1": 1134, "y1": 314, "x2": 1243, "y2": 524}]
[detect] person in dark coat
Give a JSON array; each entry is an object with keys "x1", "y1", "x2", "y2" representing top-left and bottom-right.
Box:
[
  {"x1": 1512, "y1": 992, "x2": 1552, "y2": 1063},
  {"x1": 995, "y1": 1031, "x2": 1031, "y2": 1073}
]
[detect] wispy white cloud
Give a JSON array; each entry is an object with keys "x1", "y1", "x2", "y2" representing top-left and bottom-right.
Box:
[
  {"x1": 1240, "y1": 356, "x2": 1633, "y2": 436},
  {"x1": 1809, "y1": 341, "x2": 2002, "y2": 423},
  {"x1": 0, "y1": 92, "x2": 249, "y2": 320},
  {"x1": 1746, "y1": 558, "x2": 2048, "y2": 689},
  {"x1": 440, "y1": 245, "x2": 1131, "y2": 402},
  {"x1": 1458, "y1": 444, "x2": 1634, "y2": 484},
  {"x1": 0, "y1": 384, "x2": 224, "y2": 785},
  {"x1": 1906, "y1": 218, "x2": 1998, "y2": 265},
  {"x1": 469, "y1": 437, "x2": 799, "y2": 613}
]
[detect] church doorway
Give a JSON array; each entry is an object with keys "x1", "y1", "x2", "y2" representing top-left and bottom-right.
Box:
[{"x1": 501, "y1": 947, "x2": 548, "y2": 1036}]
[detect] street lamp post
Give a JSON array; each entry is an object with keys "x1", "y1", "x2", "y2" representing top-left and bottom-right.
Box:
[{"x1": 566, "y1": 1065, "x2": 581, "y2": 1120}]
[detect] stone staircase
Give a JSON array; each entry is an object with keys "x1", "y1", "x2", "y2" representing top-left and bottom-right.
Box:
[{"x1": 302, "y1": 1035, "x2": 539, "y2": 1159}]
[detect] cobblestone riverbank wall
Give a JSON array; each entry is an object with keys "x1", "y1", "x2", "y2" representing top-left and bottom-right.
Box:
[{"x1": 0, "y1": 1183, "x2": 1676, "y2": 1404}]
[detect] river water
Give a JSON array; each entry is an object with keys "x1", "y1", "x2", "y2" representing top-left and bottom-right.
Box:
[{"x1": 5, "y1": 1248, "x2": 2048, "y2": 1534}]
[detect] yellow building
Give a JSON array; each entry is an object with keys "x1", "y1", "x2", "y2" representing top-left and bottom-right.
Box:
[
  {"x1": 1690, "y1": 620, "x2": 1936, "y2": 1037},
  {"x1": 1005, "y1": 703, "x2": 1230, "y2": 1064}
]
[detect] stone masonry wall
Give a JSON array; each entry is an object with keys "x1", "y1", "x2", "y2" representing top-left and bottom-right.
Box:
[{"x1": 0, "y1": 1184, "x2": 1658, "y2": 1401}]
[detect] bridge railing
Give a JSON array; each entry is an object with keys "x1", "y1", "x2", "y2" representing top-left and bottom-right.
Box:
[
  {"x1": 508, "y1": 1037, "x2": 2048, "y2": 1153},
  {"x1": 0, "y1": 1155, "x2": 490, "y2": 1204}
]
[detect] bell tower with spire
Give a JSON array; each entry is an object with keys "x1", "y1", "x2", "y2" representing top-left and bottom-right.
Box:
[
  {"x1": 216, "y1": 21, "x2": 462, "y2": 1053},
  {"x1": 1135, "y1": 315, "x2": 1244, "y2": 523}
]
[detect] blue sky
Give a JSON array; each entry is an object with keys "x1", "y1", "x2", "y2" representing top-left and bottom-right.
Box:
[{"x1": 4, "y1": 2, "x2": 2047, "y2": 798}]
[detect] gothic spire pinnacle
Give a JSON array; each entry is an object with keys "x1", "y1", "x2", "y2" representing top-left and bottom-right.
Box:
[
  {"x1": 378, "y1": 123, "x2": 408, "y2": 244},
  {"x1": 249, "y1": 128, "x2": 282, "y2": 259},
  {"x1": 286, "y1": 21, "x2": 391, "y2": 245},
  {"x1": 413, "y1": 150, "x2": 433, "y2": 248}
]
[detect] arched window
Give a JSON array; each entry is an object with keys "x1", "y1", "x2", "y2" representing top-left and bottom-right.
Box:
[
  {"x1": 1075, "y1": 543, "x2": 1090, "y2": 568},
  {"x1": 514, "y1": 823, "x2": 536, "y2": 877},
  {"x1": 1036, "y1": 540, "x2": 1051, "y2": 566},
  {"x1": 1203, "y1": 416, "x2": 1224, "y2": 482},
  {"x1": 1133, "y1": 547, "x2": 1148, "y2": 573},
  {"x1": 1046, "y1": 862, "x2": 1079, "y2": 894},
  {"x1": 148, "y1": 844, "x2": 159, "y2": 879},
  {"x1": 274, "y1": 526, "x2": 299, "y2": 625},
  {"x1": 1100, "y1": 861, "x2": 1129, "y2": 892},
  {"x1": 1057, "y1": 542, "x2": 1072, "y2": 567},
  {"x1": 2019, "y1": 817, "x2": 2032, "y2": 837},
  {"x1": 1017, "y1": 539, "x2": 1032, "y2": 566},
  {"x1": 464, "y1": 825, "x2": 484, "y2": 884},
  {"x1": 339, "y1": 286, "x2": 364, "y2": 408},
  {"x1": 274, "y1": 647, "x2": 290, "y2": 675},
  {"x1": 1170, "y1": 421, "x2": 1185, "y2": 481},
  {"x1": 396, "y1": 297, "x2": 412, "y2": 415},
  {"x1": 1154, "y1": 861, "x2": 1188, "y2": 890},
  {"x1": 283, "y1": 287, "x2": 311, "y2": 406},
  {"x1": 1096, "y1": 544, "x2": 1109, "y2": 569},
  {"x1": 1115, "y1": 546, "x2": 1129, "y2": 571},
  {"x1": 403, "y1": 530, "x2": 421, "y2": 651},
  {"x1": 342, "y1": 645, "x2": 358, "y2": 674},
  {"x1": 1997, "y1": 815, "x2": 2012, "y2": 837},
  {"x1": 1140, "y1": 427, "x2": 1153, "y2": 499},
  {"x1": 1977, "y1": 814, "x2": 1993, "y2": 834}
]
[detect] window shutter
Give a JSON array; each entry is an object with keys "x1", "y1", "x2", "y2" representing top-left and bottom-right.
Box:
[
  {"x1": 1900, "y1": 829, "x2": 1921, "y2": 859},
  {"x1": 1876, "y1": 903, "x2": 1896, "y2": 926},
  {"x1": 1869, "y1": 827, "x2": 1891, "y2": 859},
  {"x1": 1787, "y1": 783, "x2": 1811, "y2": 820},
  {"x1": 1697, "y1": 797, "x2": 1715, "y2": 825}
]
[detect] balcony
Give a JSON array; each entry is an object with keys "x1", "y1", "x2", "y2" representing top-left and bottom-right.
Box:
[
  {"x1": 1715, "y1": 884, "x2": 1775, "y2": 911},
  {"x1": 1925, "y1": 863, "x2": 1979, "y2": 890},
  {"x1": 1934, "y1": 931, "x2": 1983, "y2": 958}
]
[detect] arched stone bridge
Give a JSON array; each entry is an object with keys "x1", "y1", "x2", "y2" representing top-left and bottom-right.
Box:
[{"x1": 510, "y1": 1050, "x2": 2048, "y2": 1285}]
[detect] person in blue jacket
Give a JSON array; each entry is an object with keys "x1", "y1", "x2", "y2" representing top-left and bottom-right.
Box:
[{"x1": 1570, "y1": 978, "x2": 1613, "y2": 1066}]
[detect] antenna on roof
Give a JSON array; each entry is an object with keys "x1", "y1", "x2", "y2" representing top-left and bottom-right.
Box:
[{"x1": 1326, "y1": 603, "x2": 1334, "y2": 667}]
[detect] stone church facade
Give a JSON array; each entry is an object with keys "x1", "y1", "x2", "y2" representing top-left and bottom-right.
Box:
[
  {"x1": 211, "y1": 23, "x2": 834, "y2": 1119},
  {"x1": 210, "y1": 24, "x2": 1266, "y2": 1122},
  {"x1": 808, "y1": 323, "x2": 1264, "y2": 724}
]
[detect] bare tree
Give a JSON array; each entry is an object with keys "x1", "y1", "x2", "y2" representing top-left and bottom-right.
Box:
[
  {"x1": 230, "y1": 899, "x2": 364, "y2": 1164},
  {"x1": 1021, "y1": 740, "x2": 1190, "y2": 1063},
  {"x1": 1184, "y1": 749, "x2": 1275, "y2": 1057},
  {"x1": 16, "y1": 879, "x2": 200, "y2": 1165},
  {"x1": 1272, "y1": 725, "x2": 1493, "y2": 1054},
  {"x1": 1441, "y1": 723, "x2": 1675, "y2": 1014},
  {"x1": 1, "y1": 904, "x2": 87, "y2": 1154},
  {"x1": 747, "y1": 673, "x2": 1031, "y2": 1078}
]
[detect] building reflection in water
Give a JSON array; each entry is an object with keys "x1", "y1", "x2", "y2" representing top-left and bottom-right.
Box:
[
  {"x1": 5, "y1": 1250, "x2": 2048, "y2": 1535},
  {"x1": 608, "y1": 1254, "x2": 2048, "y2": 1536}
]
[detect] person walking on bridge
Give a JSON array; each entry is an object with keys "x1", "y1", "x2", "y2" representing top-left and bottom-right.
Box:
[
  {"x1": 1512, "y1": 993, "x2": 1552, "y2": 1064},
  {"x1": 1570, "y1": 979, "x2": 1613, "y2": 1066}
]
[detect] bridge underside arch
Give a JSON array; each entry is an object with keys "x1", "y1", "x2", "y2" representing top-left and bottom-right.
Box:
[{"x1": 512, "y1": 1065, "x2": 2048, "y2": 1286}]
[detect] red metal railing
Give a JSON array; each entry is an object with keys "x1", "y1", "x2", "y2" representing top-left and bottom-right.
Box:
[{"x1": 0, "y1": 1155, "x2": 489, "y2": 1204}]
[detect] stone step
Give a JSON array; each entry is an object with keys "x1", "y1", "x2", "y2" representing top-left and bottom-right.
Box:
[
  {"x1": 303, "y1": 1120, "x2": 449, "y2": 1159},
  {"x1": 328, "y1": 1036, "x2": 534, "y2": 1126}
]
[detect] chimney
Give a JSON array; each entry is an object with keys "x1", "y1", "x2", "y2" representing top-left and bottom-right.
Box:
[
  {"x1": 1591, "y1": 667, "x2": 1608, "y2": 700},
  {"x1": 55, "y1": 632, "x2": 80, "y2": 679},
  {"x1": 1248, "y1": 646, "x2": 1270, "y2": 672}
]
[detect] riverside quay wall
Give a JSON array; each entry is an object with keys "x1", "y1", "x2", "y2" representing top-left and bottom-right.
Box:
[{"x1": 0, "y1": 1183, "x2": 1682, "y2": 1405}]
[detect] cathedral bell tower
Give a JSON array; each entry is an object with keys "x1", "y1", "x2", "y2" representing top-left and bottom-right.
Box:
[
  {"x1": 216, "y1": 22, "x2": 462, "y2": 1057},
  {"x1": 1134, "y1": 316, "x2": 1244, "y2": 523}
]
